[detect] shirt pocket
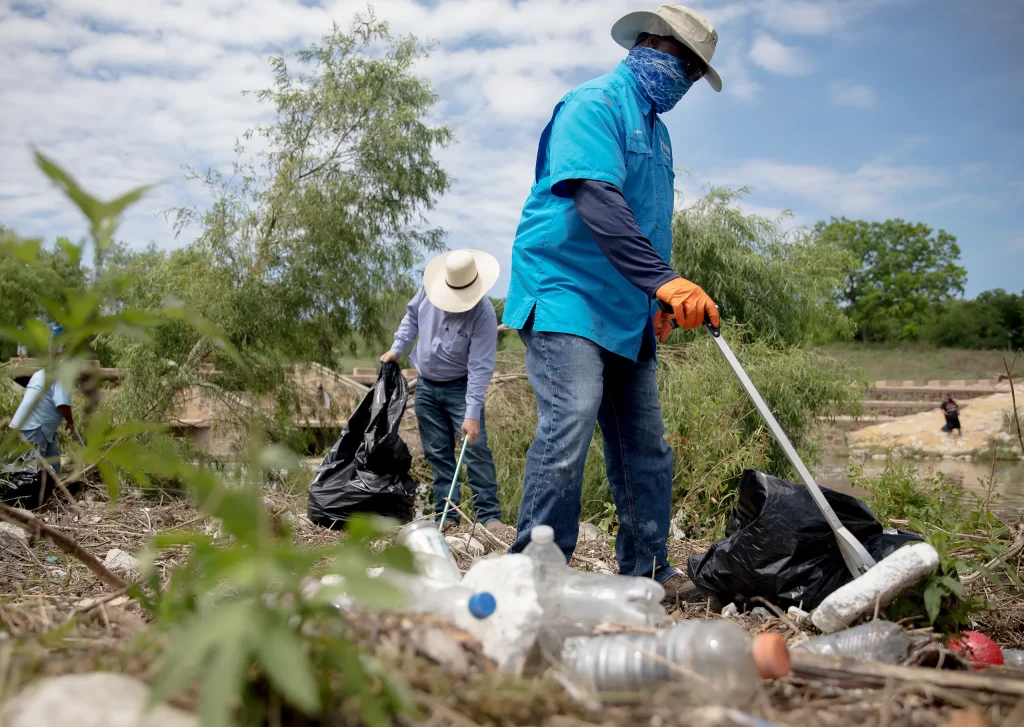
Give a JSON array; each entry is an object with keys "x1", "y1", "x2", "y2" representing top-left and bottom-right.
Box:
[
  {"x1": 441, "y1": 322, "x2": 471, "y2": 358},
  {"x1": 625, "y1": 137, "x2": 654, "y2": 174}
]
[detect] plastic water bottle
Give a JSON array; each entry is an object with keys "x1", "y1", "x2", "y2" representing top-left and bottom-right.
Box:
[
  {"x1": 560, "y1": 620, "x2": 790, "y2": 702},
  {"x1": 523, "y1": 525, "x2": 668, "y2": 627},
  {"x1": 793, "y1": 620, "x2": 909, "y2": 664},
  {"x1": 1002, "y1": 649, "x2": 1024, "y2": 668},
  {"x1": 406, "y1": 581, "x2": 497, "y2": 622}
]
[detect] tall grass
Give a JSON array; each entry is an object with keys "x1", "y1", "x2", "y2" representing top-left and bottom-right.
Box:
[{"x1": 486, "y1": 334, "x2": 863, "y2": 538}]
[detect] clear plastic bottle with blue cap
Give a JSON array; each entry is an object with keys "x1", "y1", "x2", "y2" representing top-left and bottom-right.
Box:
[{"x1": 403, "y1": 578, "x2": 497, "y2": 621}]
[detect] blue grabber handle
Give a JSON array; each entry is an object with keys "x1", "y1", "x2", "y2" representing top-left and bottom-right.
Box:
[{"x1": 657, "y1": 300, "x2": 721, "y2": 337}]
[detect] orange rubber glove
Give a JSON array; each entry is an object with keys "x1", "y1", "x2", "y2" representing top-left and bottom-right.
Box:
[{"x1": 654, "y1": 278, "x2": 719, "y2": 342}]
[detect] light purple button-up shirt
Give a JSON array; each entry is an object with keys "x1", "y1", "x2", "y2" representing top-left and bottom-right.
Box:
[{"x1": 390, "y1": 289, "x2": 498, "y2": 421}]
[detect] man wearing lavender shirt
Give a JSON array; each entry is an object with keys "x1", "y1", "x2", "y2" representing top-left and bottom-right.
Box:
[{"x1": 381, "y1": 250, "x2": 504, "y2": 532}]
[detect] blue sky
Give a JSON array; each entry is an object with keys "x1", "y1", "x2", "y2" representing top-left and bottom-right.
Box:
[{"x1": 1, "y1": 0, "x2": 1021, "y2": 298}]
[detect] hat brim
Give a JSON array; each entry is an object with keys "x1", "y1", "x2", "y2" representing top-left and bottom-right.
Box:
[
  {"x1": 611, "y1": 10, "x2": 723, "y2": 93},
  {"x1": 423, "y1": 250, "x2": 501, "y2": 313}
]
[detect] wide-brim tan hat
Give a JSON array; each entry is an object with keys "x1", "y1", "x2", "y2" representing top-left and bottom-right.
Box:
[
  {"x1": 611, "y1": 4, "x2": 723, "y2": 92},
  {"x1": 423, "y1": 249, "x2": 500, "y2": 313}
]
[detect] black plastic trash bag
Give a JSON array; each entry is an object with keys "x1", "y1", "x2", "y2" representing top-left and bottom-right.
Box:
[
  {"x1": 307, "y1": 362, "x2": 416, "y2": 529},
  {"x1": 0, "y1": 454, "x2": 51, "y2": 510},
  {"x1": 687, "y1": 469, "x2": 921, "y2": 610}
]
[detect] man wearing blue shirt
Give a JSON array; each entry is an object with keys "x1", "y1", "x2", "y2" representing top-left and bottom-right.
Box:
[
  {"x1": 382, "y1": 249, "x2": 504, "y2": 533},
  {"x1": 503, "y1": 5, "x2": 722, "y2": 603},
  {"x1": 9, "y1": 324, "x2": 77, "y2": 474}
]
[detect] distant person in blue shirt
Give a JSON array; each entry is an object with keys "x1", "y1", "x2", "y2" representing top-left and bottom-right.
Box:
[
  {"x1": 9, "y1": 324, "x2": 77, "y2": 474},
  {"x1": 502, "y1": 5, "x2": 722, "y2": 604},
  {"x1": 381, "y1": 250, "x2": 503, "y2": 533}
]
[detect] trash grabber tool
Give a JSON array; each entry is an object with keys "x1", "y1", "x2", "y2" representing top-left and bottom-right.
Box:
[
  {"x1": 658, "y1": 301, "x2": 876, "y2": 577},
  {"x1": 438, "y1": 437, "x2": 468, "y2": 531}
]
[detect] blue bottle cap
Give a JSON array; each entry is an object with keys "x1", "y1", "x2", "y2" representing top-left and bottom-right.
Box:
[{"x1": 467, "y1": 592, "x2": 496, "y2": 619}]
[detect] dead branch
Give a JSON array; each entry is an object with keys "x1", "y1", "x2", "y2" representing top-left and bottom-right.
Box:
[
  {"x1": 1004, "y1": 351, "x2": 1024, "y2": 455},
  {"x1": 791, "y1": 651, "x2": 1024, "y2": 700},
  {"x1": 0, "y1": 503, "x2": 128, "y2": 590},
  {"x1": 961, "y1": 525, "x2": 1024, "y2": 585}
]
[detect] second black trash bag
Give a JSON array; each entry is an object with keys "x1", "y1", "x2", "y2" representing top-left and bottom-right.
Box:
[
  {"x1": 307, "y1": 362, "x2": 416, "y2": 529},
  {"x1": 687, "y1": 469, "x2": 921, "y2": 610}
]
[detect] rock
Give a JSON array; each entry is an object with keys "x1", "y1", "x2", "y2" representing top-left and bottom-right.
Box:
[
  {"x1": 2, "y1": 672, "x2": 197, "y2": 727},
  {"x1": 445, "y1": 534, "x2": 485, "y2": 557},
  {"x1": 787, "y1": 606, "x2": 811, "y2": 626},
  {"x1": 0, "y1": 521, "x2": 29, "y2": 550},
  {"x1": 460, "y1": 553, "x2": 544, "y2": 674},
  {"x1": 103, "y1": 549, "x2": 139, "y2": 578},
  {"x1": 578, "y1": 522, "x2": 602, "y2": 541},
  {"x1": 410, "y1": 627, "x2": 471, "y2": 676}
]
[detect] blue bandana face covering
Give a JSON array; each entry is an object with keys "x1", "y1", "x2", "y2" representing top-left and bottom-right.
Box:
[{"x1": 624, "y1": 45, "x2": 694, "y2": 114}]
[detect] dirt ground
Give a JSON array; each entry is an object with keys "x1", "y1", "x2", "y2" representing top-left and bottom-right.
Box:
[
  {"x1": 2, "y1": 483, "x2": 1024, "y2": 727},
  {"x1": 849, "y1": 384, "x2": 1024, "y2": 457}
]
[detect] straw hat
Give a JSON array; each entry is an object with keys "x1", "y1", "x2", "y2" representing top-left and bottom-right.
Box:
[
  {"x1": 611, "y1": 4, "x2": 723, "y2": 92},
  {"x1": 423, "y1": 249, "x2": 500, "y2": 313}
]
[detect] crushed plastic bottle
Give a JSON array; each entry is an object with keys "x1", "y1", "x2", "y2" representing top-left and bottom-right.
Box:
[
  {"x1": 1003, "y1": 649, "x2": 1024, "y2": 668},
  {"x1": 523, "y1": 525, "x2": 669, "y2": 628},
  {"x1": 397, "y1": 520, "x2": 462, "y2": 583},
  {"x1": 560, "y1": 620, "x2": 790, "y2": 702},
  {"x1": 793, "y1": 620, "x2": 909, "y2": 664}
]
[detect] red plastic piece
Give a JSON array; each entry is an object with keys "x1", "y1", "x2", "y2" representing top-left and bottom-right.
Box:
[{"x1": 947, "y1": 631, "x2": 1004, "y2": 669}]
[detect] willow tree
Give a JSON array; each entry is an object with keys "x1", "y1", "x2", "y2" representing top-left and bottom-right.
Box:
[
  {"x1": 670, "y1": 188, "x2": 855, "y2": 346},
  {"x1": 172, "y1": 13, "x2": 452, "y2": 364}
]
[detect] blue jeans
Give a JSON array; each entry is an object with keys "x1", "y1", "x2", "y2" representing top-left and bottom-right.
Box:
[
  {"x1": 21, "y1": 427, "x2": 61, "y2": 474},
  {"x1": 509, "y1": 328, "x2": 676, "y2": 584},
  {"x1": 414, "y1": 376, "x2": 502, "y2": 524}
]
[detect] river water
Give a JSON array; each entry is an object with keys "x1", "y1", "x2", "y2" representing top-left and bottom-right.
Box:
[{"x1": 814, "y1": 454, "x2": 1024, "y2": 519}]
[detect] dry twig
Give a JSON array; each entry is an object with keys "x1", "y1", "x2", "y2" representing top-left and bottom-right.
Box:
[{"x1": 0, "y1": 502, "x2": 128, "y2": 590}]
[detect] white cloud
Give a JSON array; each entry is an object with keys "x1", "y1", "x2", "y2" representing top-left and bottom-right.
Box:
[
  {"x1": 829, "y1": 81, "x2": 877, "y2": 109},
  {"x1": 756, "y1": 0, "x2": 899, "y2": 36},
  {"x1": 748, "y1": 32, "x2": 812, "y2": 76},
  {"x1": 705, "y1": 159, "x2": 948, "y2": 217},
  {"x1": 0, "y1": 0, "x2": 969, "y2": 298}
]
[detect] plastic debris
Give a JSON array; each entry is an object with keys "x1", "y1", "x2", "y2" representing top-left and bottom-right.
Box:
[
  {"x1": 398, "y1": 520, "x2": 462, "y2": 583},
  {"x1": 307, "y1": 362, "x2": 416, "y2": 529},
  {"x1": 1002, "y1": 648, "x2": 1024, "y2": 667},
  {"x1": 102, "y1": 549, "x2": 139, "y2": 578},
  {"x1": 811, "y1": 542, "x2": 940, "y2": 633},
  {"x1": 794, "y1": 620, "x2": 910, "y2": 663},
  {"x1": 461, "y1": 553, "x2": 544, "y2": 674},
  {"x1": 560, "y1": 620, "x2": 790, "y2": 701},
  {"x1": 524, "y1": 525, "x2": 669, "y2": 628},
  {"x1": 689, "y1": 470, "x2": 922, "y2": 611},
  {"x1": 947, "y1": 631, "x2": 1004, "y2": 669}
]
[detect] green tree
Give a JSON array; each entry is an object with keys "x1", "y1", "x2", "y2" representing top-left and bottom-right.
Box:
[
  {"x1": 170, "y1": 13, "x2": 452, "y2": 366},
  {"x1": 814, "y1": 217, "x2": 967, "y2": 342},
  {"x1": 0, "y1": 230, "x2": 86, "y2": 360},
  {"x1": 669, "y1": 188, "x2": 854, "y2": 345},
  {"x1": 921, "y1": 288, "x2": 1024, "y2": 350}
]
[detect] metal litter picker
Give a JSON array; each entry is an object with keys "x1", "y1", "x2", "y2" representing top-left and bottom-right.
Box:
[{"x1": 660, "y1": 303, "x2": 876, "y2": 578}]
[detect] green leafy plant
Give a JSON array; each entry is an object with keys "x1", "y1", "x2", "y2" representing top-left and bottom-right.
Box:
[
  {"x1": 2, "y1": 153, "x2": 422, "y2": 726},
  {"x1": 853, "y1": 454, "x2": 1020, "y2": 631}
]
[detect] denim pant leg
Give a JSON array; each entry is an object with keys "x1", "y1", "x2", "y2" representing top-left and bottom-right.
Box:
[
  {"x1": 438, "y1": 381, "x2": 503, "y2": 524},
  {"x1": 597, "y1": 354, "x2": 676, "y2": 583},
  {"x1": 414, "y1": 380, "x2": 459, "y2": 521},
  {"x1": 509, "y1": 330, "x2": 605, "y2": 561},
  {"x1": 22, "y1": 428, "x2": 61, "y2": 475}
]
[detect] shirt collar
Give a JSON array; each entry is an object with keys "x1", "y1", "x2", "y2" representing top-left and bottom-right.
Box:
[{"x1": 614, "y1": 61, "x2": 653, "y2": 118}]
